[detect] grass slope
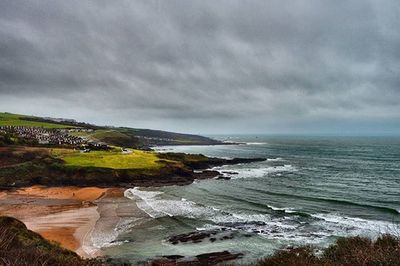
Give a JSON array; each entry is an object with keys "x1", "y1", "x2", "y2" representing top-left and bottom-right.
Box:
[
  {"x1": 52, "y1": 149, "x2": 164, "y2": 169},
  {"x1": 69, "y1": 129, "x2": 139, "y2": 147},
  {"x1": 0, "y1": 112, "x2": 72, "y2": 128},
  {"x1": 1, "y1": 112, "x2": 222, "y2": 148},
  {"x1": 0, "y1": 146, "x2": 204, "y2": 187}
]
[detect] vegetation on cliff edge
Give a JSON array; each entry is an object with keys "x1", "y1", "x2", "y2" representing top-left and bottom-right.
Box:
[
  {"x1": 0, "y1": 216, "x2": 101, "y2": 266},
  {"x1": 254, "y1": 234, "x2": 400, "y2": 266}
]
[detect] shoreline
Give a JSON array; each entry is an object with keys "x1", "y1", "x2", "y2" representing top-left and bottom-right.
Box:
[{"x1": 0, "y1": 186, "x2": 142, "y2": 258}]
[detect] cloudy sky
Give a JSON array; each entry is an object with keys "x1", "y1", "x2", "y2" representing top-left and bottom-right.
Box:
[{"x1": 1, "y1": 1, "x2": 399, "y2": 134}]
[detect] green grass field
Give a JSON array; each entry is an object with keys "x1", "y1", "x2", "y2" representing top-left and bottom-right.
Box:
[
  {"x1": 69, "y1": 129, "x2": 138, "y2": 148},
  {"x1": 69, "y1": 129, "x2": 123, "y2": 139},
  {"x1": 0, "y1": 113, "x2": 72, "y2": 128},
  {"x1": 52, "y1": 149, "x2": 164, "y2": 169}
]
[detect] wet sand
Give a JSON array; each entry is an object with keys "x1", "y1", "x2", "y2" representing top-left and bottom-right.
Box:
[{"x1": 0, "y1": 186, "x2": 142, "y2": 258}]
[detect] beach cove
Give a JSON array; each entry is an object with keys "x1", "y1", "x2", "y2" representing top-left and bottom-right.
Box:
[{"x1": 0, "y1": 186, "x2": 149, "y2": 258}]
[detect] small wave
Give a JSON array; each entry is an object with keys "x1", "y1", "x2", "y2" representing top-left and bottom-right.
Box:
[
  {"x1": 311, "y1": 213, "x2": 400, "y2": 236},
  {"x1": 126, "y1": 188, "x2": 277, "y2": 226},
  {"x1": 125, "y1": 187, "x2": 216, "y2": 219},
  {"x1": 232, "y1": 165, "x2": 296, "y2": 179},
  {"x1": 267, "y1": 157, "x2": 283, "y2": 161},
  {"x1": 245, "y1": 188, "x2": 400, "y2": 215},
  {"x1": 267, "y1": 205, "x2": 298, "y2": 214},
  {"x1": 317, "y1": 198, "x2": 400, "y2": 215},
  {"x1": 246, "y1": 142, "x2": 268, "y2": 145},
  {"x1": 125, "y1": 187, "x2": 400, "y2": 247},
  {"x1": 212, "y1": 164, "x2": 296, "y2": 179}
]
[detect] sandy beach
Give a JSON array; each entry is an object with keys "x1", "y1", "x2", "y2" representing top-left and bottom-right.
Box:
[{"x1": 0, "y1": 186, "x2": 142, "y2": 258}]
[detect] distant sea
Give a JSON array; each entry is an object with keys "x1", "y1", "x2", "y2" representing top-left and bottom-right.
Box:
[{"x1": 103, "y1": 135, "x2": 400, "y2": 264}]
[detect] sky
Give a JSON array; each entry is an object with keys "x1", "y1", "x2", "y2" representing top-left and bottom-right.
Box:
[{"x1": 1, "y1": 0, "x2": 399, "y2": 135}]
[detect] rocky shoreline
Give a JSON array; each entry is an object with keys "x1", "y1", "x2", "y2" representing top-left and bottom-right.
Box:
[
  {"x1": 0, "y1": 146, "x2": 266, "y2": 265},
  {"x1": 0, "y1": 147, "x2": 266, "y2": 188},
  {"x1": 151, "y1": 251, "x2": 244, "y2": 266}
]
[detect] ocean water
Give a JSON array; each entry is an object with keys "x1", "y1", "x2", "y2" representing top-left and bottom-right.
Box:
[{"x1": 103, "y1": 136, "x2": 400, "y2": 264}]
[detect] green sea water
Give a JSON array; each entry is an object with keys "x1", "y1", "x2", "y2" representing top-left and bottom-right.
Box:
[{"x1": 103, "y1": 136, "x2": 400, "y2": 264}]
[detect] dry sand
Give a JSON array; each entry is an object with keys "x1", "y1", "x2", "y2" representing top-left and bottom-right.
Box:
[{"x1": 0, "y1": 186, "x2": 126, "y2": 258}]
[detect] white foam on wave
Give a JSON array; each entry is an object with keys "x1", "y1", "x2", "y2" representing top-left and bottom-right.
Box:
[
  {"x1": 311, "y1": 213, "x2": 400, "y2": 236},
  {"x1": 126, "y1": 188, "x2": 274, "y2": 225},
  {"x1": 125, "y1": 188, "x2": 400, "y2": 248},
  {"x1": 267, "y1": 157, "x2": 283, "y2": 161},
  {"x1": 213, "y1": 164, "x2": 297, "y2": 179},
  {"x1": 126, "y1": 190, "x2": 283, "y2": 233},
  {"x1": 211, "y1": 212, "x2": 271, "y2": 224},
  {"x1": 267, "y1": 205, "x2": 297, "y2": 214},
  {"x1": 246, "y1": 142, "x2": 268, "y2": 145},
  {"x1": 125, "y1": 187, "x2": 216, "y2": 219}
]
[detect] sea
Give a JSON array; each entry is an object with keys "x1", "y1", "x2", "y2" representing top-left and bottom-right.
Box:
[{"x1": 102, "y1": 135, "x2": 400, "y2": 264}]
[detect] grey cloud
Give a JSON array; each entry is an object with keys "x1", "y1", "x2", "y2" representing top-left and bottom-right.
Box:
[{"x1": 0, "y1": 0, "x2": 399, "y2": 134}]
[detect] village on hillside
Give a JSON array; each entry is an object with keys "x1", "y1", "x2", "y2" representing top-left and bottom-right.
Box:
[{"x1": 0, "y1": 126, "x2": 108, "y2": 150}]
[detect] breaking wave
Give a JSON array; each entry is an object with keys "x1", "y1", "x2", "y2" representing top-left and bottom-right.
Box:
[
  {"x1": 125, "y1": 187, "x2": 400, "y2": 245},
  {"x1": 213, "y1": 164, "x2": 297, "y2": 179}
]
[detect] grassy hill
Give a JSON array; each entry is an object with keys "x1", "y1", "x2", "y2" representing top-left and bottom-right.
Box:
[
  {"x1": 0, "y1": 113, "x2": 73, "y2": 128},
  {"x1": 0, "y1": 112, "x2": 223, "y2": 148},
  {"x1": 51, "y1": 148, "x2": 166, "y2": 169},
  {"x1": 0, "y1": 146, "x2": 264, "y2": 188},
  {"x1": 69, "y1": 129, "x2": 140, "y2": 148}
]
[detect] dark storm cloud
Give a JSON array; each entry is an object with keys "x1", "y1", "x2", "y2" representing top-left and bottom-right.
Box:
[{"x1": 0, "y1": 0, "x2": 399, "y2": 134}]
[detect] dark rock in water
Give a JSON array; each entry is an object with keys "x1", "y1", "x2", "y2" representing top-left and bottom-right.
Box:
[
  {"x1": 168, "y1": 230, "x2": 242, "y2": 245},
  {"x1": 196, "y1": 251, "x2": 243, "y2": 265},
  {"x1": 219, "y1": 221, "x2": 266, "y2": 229},
  {"x1": 222, "y1": 171, "x2": 239, "y2": 175},
  {"x1": 224, "y1": 157, "x2": 266, "y2": 165},
  {"x1": 216, "y1": 175, "x2": 231, "y2": 180},
  {"x1": 163, "y1": 255, "x2": 185, "y2": 260},
  {"x1": 221, "y1": 234, "x2": 234, "y2": 240},
  {"x1": 193, "y1": 170, "x2": 220, "y2": 180},
  {"x1": 168, "y1": 230, "x2": 217, "y2": 244},
  {"x1": 151, "y1": 251, "x2": 243, "y2": 266}
]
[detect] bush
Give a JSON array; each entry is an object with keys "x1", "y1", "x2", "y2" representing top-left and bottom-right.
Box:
[
  {"x1": 255, "y1": 235, "x2": 400, "y2": 266},
  {"x1": 255, "y1": 247, "x2": 320, "y2": 266}
]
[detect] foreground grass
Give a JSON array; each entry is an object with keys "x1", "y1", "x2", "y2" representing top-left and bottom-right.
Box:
[
  {"x1": 255, "y1": 235, "x2": 400, "y2": 266},
  {"x1": 0, "y1": 112, "x2": 72, "y2": 128},
  {"x1": 52, "y1": 149, "x2": 164, "y2": 169}
]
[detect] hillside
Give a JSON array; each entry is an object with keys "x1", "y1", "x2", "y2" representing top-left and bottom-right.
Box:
[
  {"x1": 0, "y1": 112, "x2": 223, "y2": 148},
  {"x1": 0, "y1": 146, "x2": 265, "y2": 188},
  {"x1": 0, "y1": 113, "x2": 74, "y2": 128},
  {"x1": 0, "y1": 112, "x2": 256, "y2": 189}
]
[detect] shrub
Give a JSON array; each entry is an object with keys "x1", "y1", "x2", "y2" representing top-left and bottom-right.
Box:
[
  {"x1": 255, "y1": 235, "x2": 400, "y2": 266},
  {"x1": 255, "y1": 247, "x2": 320, "y2": 266}
]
